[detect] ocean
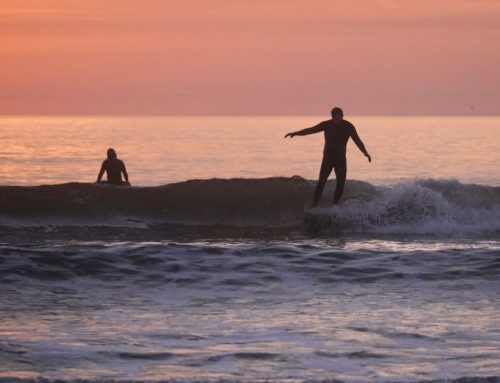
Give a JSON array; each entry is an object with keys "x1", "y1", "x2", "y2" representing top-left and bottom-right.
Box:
[{"x1": 0, "y1": 116, "x2": 499, "y2": 383}]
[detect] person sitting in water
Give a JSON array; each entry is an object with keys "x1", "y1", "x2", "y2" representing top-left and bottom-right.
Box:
[{"x1": 96, "y1": 148, "x2": 130, "y2": 186}]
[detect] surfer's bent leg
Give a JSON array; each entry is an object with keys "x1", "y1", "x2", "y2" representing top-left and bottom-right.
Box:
[
  {"x1": 332, "y1": 157, "x2": 347, "y2": 204},
  {"x1": 313, "y1": 156, "x2": 334, "y2": 207}
]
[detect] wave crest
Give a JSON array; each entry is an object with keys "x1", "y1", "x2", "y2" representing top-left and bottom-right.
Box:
[
  {"x1": 1, "y1": 177, "x2": 499, "y2": 238},
  {"x1": 306, "y1": 179, "x2": 500, "y2": 236},
  {"x1": 0, "y1": 176, "x2": 311, "y2": 227}
]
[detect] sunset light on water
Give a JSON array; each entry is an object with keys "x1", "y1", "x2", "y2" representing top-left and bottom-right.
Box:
[{"x1": 0, "y1": 1, "x2": 499, "y2": 382}]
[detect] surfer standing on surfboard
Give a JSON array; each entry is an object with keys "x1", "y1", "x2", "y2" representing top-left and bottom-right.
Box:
[{"x1": 284, "y1": 107, "x2": 371, "y2": 207}]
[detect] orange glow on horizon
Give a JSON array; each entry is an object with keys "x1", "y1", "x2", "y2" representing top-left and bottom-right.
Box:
[{"x1": 1, "y1": 0, "x2": 499, "y2": 115}]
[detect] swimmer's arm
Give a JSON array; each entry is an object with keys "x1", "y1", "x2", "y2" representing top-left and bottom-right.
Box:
[
  {"x1": 96, "y1": 162, "x2": 105, "y2": 183},
  {"x1": 351, "y1": 128, "x2": 372, "y2": 162},
  {"x1": 121, "y1": 161, "x2": 130, "y2": 184},
  {"x1": 284, "y1": 123, "x2": 325, "y2": 138}
]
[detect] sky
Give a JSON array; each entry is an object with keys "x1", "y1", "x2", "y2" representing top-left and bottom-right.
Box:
[{"x1": 1, "y1": 0, "x2": 500, "y2": 115}]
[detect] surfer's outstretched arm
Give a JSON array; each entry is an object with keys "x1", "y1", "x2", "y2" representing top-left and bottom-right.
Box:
[
  {"x1": 284, "y1": 123, "x2": 325, "y2": 138},
  {"x1": 351, "y1": 128, "x2": 371, "y2": 162}
]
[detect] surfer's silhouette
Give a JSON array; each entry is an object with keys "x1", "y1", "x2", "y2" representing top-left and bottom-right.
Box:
[
  {"x1": 96, "y1": 148, "x2": 130, "y2": 186},
  {"x1": 285, "y1": 107, "x2": 371, "y2": 206}
]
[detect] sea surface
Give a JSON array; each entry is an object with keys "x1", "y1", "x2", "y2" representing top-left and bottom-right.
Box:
[
  {"x1": 0, "y1": 116, "x2": 499, "y2": 186},
  {"x1": 0, "y1": 116, "x2": 499, "y2": 383}
]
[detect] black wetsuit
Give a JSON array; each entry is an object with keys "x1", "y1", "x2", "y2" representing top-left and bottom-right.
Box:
[
  {"x1": 100, "y1": 158, "x2": 127, "y2": 185},
  {"x1": 294, "y1": 118, "x2": 368, "y2": 206}
]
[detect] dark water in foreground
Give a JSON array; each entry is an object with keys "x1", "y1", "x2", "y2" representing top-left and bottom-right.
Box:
[
  {"x1": 1, "y1": 240, "x2": 499, "y2": 382},
  {"x1": 0, "y1": 178, "x2": 499, "y2": 382}
]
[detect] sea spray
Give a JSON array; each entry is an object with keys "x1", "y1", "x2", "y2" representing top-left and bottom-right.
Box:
[{"x1": 307, "y1": 179, "x2": 500, "y2": 236}]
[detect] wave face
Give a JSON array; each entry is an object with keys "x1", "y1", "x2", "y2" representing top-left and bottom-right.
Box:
[
  {"x1": 1, "y1": 177, "x2": 499, "y2": 238},
  {"x1": 0, "y1": 176, "x2": 311, "y2": 227},
  {"x1": 306, "y1": 179, "x2": 500, "y2": 237}
]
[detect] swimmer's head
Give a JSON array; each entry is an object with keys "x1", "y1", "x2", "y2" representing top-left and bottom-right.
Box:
[
  {"x1": 331, "y1": 107, "x2": 344, "y2": 118},
  {"x1": 107, "y1": 148, "x2": 117, "y2": 160}
]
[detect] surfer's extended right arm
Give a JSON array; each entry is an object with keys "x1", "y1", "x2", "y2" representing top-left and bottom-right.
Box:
[{"x1": 284, "y1": 123, "x2": 325, "y2": 138}]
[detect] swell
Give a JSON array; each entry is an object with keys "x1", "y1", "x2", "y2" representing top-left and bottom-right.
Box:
[
  {"x1": 0, "y1": 176, "x2": 311, "y2": 227},
  {"x1": 1, "y1": 242, "x2": 498, "y2": 286},
  {"x1": 1, "y1": 177, "x2": 499, "y2": 238},
  {"x1": 0, "y1": 376, "x2": 499, "y2": 383}
]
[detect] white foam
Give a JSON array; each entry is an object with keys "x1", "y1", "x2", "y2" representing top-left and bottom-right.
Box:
[{"x1": 314, "y1": 180, "x2": 500, "y2": 236}]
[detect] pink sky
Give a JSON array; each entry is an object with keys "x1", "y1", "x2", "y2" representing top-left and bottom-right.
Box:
[{"x1": 1, "y1": 0, "x2": 499, "y2": 115}]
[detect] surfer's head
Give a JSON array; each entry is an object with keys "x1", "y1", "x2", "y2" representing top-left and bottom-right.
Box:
[
  {"x1": 331, "y1": 107, "x2": 344, "y2": 118},
  {"x1": 107, "y1": 148, "x2": 117, "y2": 160}
]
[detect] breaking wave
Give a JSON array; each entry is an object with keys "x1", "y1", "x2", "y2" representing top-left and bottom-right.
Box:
[
  {"x1": 306, "y1": 179, "x2": 500, "y2": 237},
  {"x1": 0, "y1": 177, "x2": 499, "y2": 238}
]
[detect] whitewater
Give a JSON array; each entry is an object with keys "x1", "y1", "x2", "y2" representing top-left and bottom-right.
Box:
[
  {"x1": 0, "y1": 177, "x2": 498, "y2": 238},
  {"x1": 0, "y1": 116, "x2": 499, "y2": 382}
]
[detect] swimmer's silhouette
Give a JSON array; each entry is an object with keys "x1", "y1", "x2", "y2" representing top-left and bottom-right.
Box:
[
  {"x1": 96, "y1": 148, "x2": 130, "y2": 186},
  {"x1": 285, "y1": 107, "x2": 371, "y2": 206}
]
